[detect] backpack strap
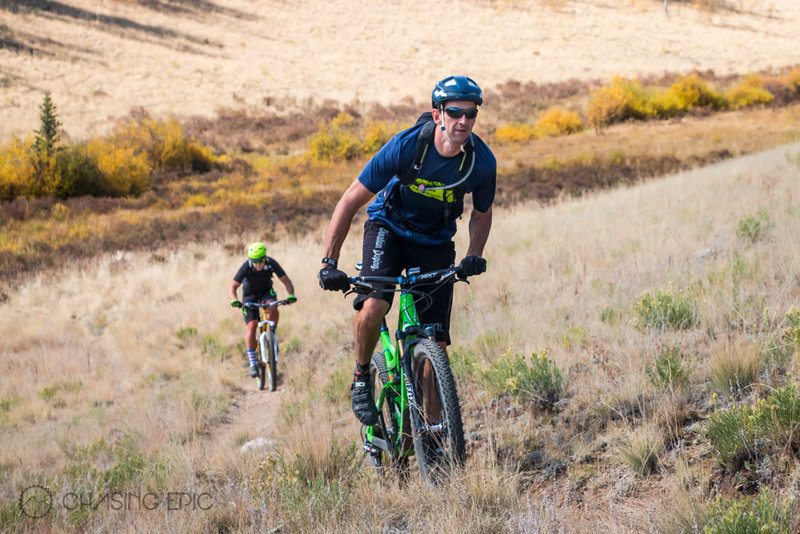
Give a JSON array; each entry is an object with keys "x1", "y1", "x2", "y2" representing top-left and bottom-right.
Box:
[
  {"x1": 399, "y1": 114, "x2": 436, "y2": 186},
  {"x1": 384, "y1": 112, "x2": 476, "y2": 234}
]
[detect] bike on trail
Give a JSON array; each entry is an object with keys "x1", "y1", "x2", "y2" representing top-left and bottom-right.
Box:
[
  {"x1": 342, "y1": 264, "x2": 470, "y2": 482},
  {"x1": 241, "y1": 299, "x2": 294, "y2": 391}
]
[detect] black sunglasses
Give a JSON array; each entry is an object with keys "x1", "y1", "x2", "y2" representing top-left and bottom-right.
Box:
[
  {"x1": 251, "y1": 257, "x2": 266, "y2": 264},
  {"x1": 443, "y1": 106, "x2": 478, "y2": 120}
]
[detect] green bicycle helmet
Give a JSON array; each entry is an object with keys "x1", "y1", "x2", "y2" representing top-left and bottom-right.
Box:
[{"x1": 247, "y1": 242, "x2": 267, "y2": 261}]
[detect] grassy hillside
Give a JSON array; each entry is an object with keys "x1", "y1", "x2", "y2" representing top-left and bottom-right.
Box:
[
  {"x1": 1, "y1": 141, "x2": 799, "y2": 532},
  {"x1": 2, "y1": 71, "x2": 799, "y2": 283}
]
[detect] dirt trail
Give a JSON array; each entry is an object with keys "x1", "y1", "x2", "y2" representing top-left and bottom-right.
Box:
[
  {"x1": 221, "y1": 366, "x2": 288, "y2": 452},
  {"x1": 237, "y1": 378, "x2": 284, "y2": 444}
]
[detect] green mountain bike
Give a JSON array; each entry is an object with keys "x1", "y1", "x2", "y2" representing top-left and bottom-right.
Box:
[
  {"x1": 242, "y1": 300, "x2": 293, "y2": 391},
  {"x1": 346, "y1": 265, "x2": 468, "y2": 482}
]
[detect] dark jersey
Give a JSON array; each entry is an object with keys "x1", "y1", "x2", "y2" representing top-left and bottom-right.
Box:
[
  {"x1": 359, "y1": 123, "x2": 496, "y2": 245},
  {"x1": 233, "y1": 257, "x2": 286, "y2": 299}
]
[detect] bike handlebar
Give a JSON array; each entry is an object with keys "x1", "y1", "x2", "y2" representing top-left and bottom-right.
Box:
[
  {"x1": 241, "y1": 299, "x2": 295, "y2": 309},
  {"x1": 347, "y1": 266, "x2": 467, "y2": 295}
]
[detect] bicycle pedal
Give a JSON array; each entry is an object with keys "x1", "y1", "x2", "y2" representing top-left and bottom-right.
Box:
[{"x1": 362, "y1": 442, "x2": 379, "y2": 455}]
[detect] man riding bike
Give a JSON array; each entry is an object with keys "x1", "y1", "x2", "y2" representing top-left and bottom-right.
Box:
[
  {"x1": 318, "y1": 75, "x2": 497, "y2": 426},
  {"x1": 230, "y1": 242, "x2": 296, "y2": 377}
]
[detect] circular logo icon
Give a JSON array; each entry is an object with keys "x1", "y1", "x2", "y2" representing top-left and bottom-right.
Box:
[{"x1": 19, "y1": 485, "x2": 53, "y2": 518}]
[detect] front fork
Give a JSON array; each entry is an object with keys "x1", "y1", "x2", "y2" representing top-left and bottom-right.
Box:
[{"x1": 258, "y1": 318, "x2": 276, "y2": 364}]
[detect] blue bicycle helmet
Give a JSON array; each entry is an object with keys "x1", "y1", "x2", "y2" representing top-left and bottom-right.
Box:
[{"x1": 431, "y1": 76, "x2": 483, "y2": 107}]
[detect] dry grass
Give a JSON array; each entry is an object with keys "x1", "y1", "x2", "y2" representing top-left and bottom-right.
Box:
[
  {"x1": 2, "y1": 140, "x2": 800, "y2": 530},
  {"x1": 3, "y1": 0, "x2": 800, "y2": 144}
]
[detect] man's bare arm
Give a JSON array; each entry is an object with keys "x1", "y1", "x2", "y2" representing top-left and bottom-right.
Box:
[
  {"x1": 321, "y1": 179, "x2": 375, "y2": 266},
  {"x1": 466, "y1": 205, "x2": 492, "y2": 257}
]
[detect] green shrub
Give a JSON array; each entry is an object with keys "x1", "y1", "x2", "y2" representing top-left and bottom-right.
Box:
[
  {"x1": 635, "y1": 286, "x2": 699, "y2": 330},
  {"x1": 322, "y1": 356, "x2": 353, "y2": 405},
  {"x1": 64, "y1": 433, "x2": 167, "y2": 489},
  {"x1": 258, "y1": 438, "x2": 362, "y2": 527},
  {"x1": 53, "y1": 144, "x2": 104, "y2": 198},
  {"x1": 706, "y1": 404, "x2": 760, "y2": 466},
  {"x1": 175, "y1": 326, "x2": 198, "y2": 346},
  {"x1": 707, "y1": 385, "x2": 800, "y2": 467},
  {"x1": 703, "y1": 489, "x2": 795, "y2": 534},
  {"x1": 482, "y1": 349, "x2": 564, "y2": 405},
  {"x1": 735, "y1": 209, "x2": 769, "y2": 242},
  {"x1": 448, "y1": 347, "x2": 480, "y2": 381},
  {"x1": 39, "y1": 384, "x2": 61, "y2": 402},
  {"x1": 0, "y1": 394, "x2": 20, "y2": 418},
  {"x1": 754, "y1": 384, "x2": 800, "y2": 453},
  {"x1": 201, "y1": 333, "x2": 225, "y2": 360},
  {"x1": 646, "y1": 346, "x2": 689, "y2": 391},
  {"x1": 599, "y1": 306, "x2": 619, "y2": 325},
  {"x1": 783, "y1": 307, "x2": 800, "y2": 355}
]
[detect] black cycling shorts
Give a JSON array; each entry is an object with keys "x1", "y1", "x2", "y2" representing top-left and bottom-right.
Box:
[
  {"x1": 354, "y1": 220, "x2": 456, "y2": 344},
  {"x1": 242, "y1": 289, "x2": 276, "y2": 324}
]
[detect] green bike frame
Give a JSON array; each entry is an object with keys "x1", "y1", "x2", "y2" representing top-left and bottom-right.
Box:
[{"x1": 365, "y1": 290, "x2": 427, "y2": 460}]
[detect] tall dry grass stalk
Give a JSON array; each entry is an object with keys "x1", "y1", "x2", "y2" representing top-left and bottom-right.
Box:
[
  {"x1": 1, "y1": 142, "x2": 799, "y2": 530},
  {"x1": 709, "y1": 336, "x2": 761, "y2": 398}
]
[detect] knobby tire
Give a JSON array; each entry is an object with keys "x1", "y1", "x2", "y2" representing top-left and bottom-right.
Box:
[
  {"x1": 266, "y1": 331, "x2": 277, "y2": 392},
  {"x1": 369, "y1": 352, "x2": 411, "y2": 476},
  {"x1": 409, "y1": 339, "x2": 465, "y2": 482},
  {"x1": 257, "y1": 327, "x2": 267, "y2": 391}
]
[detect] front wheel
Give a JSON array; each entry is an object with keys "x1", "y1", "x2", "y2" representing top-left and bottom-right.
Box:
[
  {"x1": 266, "y1": 331, "x2": 277, "y2": 392},
  {"x1": 256, "y1": 328, "x2": 267, "y2": 391},
  {"x1": 409, "y1": 339, "x2": 465, "y2": 482}
]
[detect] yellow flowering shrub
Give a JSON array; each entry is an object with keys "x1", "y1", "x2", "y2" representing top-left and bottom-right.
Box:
[{"x1": 534, "y1": 106, "x2": 583, "y2": 137}]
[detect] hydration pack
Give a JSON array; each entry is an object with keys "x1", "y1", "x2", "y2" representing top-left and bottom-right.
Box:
[{"x1": 386, "y1": 112, "x2": 476, "y2": 233}]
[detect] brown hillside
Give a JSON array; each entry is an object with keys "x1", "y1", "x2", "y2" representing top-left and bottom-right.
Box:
[{"x1": 1, "y1": 0, "x2": 799, "y2": 142}]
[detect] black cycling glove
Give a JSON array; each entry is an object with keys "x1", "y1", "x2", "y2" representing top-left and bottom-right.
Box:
[
  {"x1": 318, "y1": 267, "x2": 350, "y2": 292},
  {"x1": 458, "y1": 255, "x2": 487, "y2": 278}
]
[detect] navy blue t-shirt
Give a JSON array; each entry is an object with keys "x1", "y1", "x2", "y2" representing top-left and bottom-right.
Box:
[
  {"x1": 233, "y1": 257, "x2": 286, "y2": 300},
  {"x1": 359, "y1": 123, "x2": 496, "y2": 245}
]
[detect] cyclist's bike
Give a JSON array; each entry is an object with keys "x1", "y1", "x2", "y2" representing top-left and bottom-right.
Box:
[
  {"x1": 242, "y1": 299, "x2": 293, "y2": 391},
  {"x1": 345, "y1": 265, "x2": 468, "y2": 482}
]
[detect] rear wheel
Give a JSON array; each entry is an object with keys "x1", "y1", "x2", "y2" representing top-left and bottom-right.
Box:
[
  {"x1": 409, "y1": 339, "x2": 465, "y2": 482},
  {"x1": 369, "y1": 352, "x2": 412, "y2": 474}
]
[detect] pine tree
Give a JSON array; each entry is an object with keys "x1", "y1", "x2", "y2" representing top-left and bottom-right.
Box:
[
  {"x1": 34, "y1": 91, "x2": 62, "y2": 157},
  {"x1": 31, "y1": 91, "x2": 62, "y2": 195}
]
